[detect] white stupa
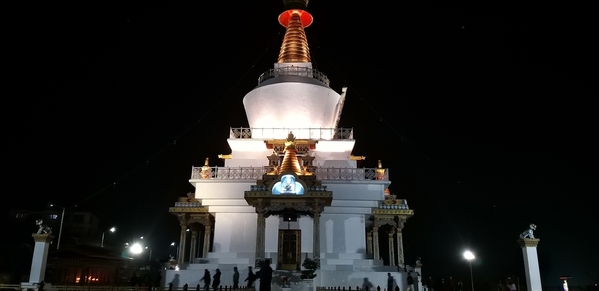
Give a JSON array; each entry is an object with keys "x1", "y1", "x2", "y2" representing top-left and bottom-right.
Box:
[{"x1": 166, "y1": 1, "x2": 416, "y2": 290}]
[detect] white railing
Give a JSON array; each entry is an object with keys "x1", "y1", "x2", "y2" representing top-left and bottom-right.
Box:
[
  {"x1": 229, "y1": 127, "x2": 353, "y2": 140},
  {"x1": 191, "y1": 167, "x2": 388, "y2": 181}
]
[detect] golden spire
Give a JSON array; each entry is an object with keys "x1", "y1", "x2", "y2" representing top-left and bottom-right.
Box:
[
  {"x1": 278, "y1": 132, "x2": 303, "y2": 175},
  {"x1": 277, "y1": 10, "x2": 312, "y2": 63}
]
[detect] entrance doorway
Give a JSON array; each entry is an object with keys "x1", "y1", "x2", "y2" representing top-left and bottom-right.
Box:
[{"x1": 277, "y1": 230, "x2": 301, "y2": 270}]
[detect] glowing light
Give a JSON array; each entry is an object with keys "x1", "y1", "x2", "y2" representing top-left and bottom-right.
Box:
[
  {"x1": 463, "y1": 250, "x2": 475, "y2": 260},
  {"x1": 130, "y1": 242, "x2": 143, "y2": 254}
]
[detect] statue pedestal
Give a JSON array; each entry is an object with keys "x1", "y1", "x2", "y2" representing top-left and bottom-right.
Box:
[
  {"x1": 414, "y1": 263, "x2": 423, "y2": 291},
  {"x1": 518, "y1": 238, "x2": 542, "y2": 291},
  {"x1": 27, "y1": 233, "x2": 54, "y2": 284}
]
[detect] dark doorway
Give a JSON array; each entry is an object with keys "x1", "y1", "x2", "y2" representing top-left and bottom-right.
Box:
[{"x1": 277, "y1": 229, "x2": 301, "y2": 270}]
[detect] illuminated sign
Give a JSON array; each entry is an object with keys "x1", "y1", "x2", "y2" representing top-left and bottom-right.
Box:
[{"x1": 272, "y1": 174, "x2": 305, "y2": 195}]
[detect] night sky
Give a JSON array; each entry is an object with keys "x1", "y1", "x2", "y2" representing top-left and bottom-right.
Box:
[{"x1": 5, "y1": 0, "x2": 597, "y2": 288}]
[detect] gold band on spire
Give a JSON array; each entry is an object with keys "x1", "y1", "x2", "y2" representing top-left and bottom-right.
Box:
[{"x1": 277, "y1": 11, "x2": 311, "y2": 63}]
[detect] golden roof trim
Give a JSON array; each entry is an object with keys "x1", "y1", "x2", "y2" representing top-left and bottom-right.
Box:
[
  {"x1": 373, "y1": 209, "x2": 414, "y2": 215},
  {"x1": 169, "y1": 207, "x2": 208, "y2": 213}
]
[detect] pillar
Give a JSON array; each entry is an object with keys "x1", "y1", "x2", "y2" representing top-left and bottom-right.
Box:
[
  {"x1": 255, "y1": 212, "x2": 266, "y2": 262},
  {"x1": 396, "y1": 223, "x2": 405, "y2": 267},
  {"x1": 367, "y1": 230, "x2": 373, "y2": 255},
  {"x1": 373, "y1": 226, "x2": 380, "y2": 260},
  {"x1": 415, "y1": 260, "x2": 423, "y2": 291},
  {"x1": 518, "y1": 238, "x2": 542, "y2": 291},
  {"x1": 178, "y1": 224, "x2": 187, "y2": 266},
  {"x1": 203, "y1": 224, "x2": 212, "y2": 258},
  {"x1": 313, "y1": 211, "x2": 321, "y2": 258},
  {"x1": 388, "y1": 228, "x2": 395, "y2": 266},
  {"x1": 28, "y1": 234, "x2": 54, "y2": 284},
  {"x1": 190, "y1": 229, "x2": 198, "y2": 263}
]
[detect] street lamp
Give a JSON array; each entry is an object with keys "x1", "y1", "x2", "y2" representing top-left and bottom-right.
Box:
[
  {"x1": 463, "y1": 250, "x2": 475, "y2": 291},
  {"x1": 130, "y1": 242, "x2": 143, "y2": 255},
  {"x1": 101, "y1": 227, "x2": 116, "y2": 247},
  {"x1": 171, "y1": 242, "x2": 179, "y2": 260}
]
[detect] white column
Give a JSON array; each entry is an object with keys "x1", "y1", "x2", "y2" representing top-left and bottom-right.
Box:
[
  {"x1": 415, "y1": 263, "x2": 423, "y2": 291},
  {"x1": 313, "y1": 211, "x2": 321, "y2": 258},
  {"x1": 190, "y1": 229, "x2": 198, "y2": 262},
  {"x1": 518, "y1": 239, "x2": 542, "y2": 291},
  {"x1": 28, "y1": 234, "x2": 54, "y2": 283},
  {"x1": 388, "y1": 229, "x2": 395, "y2": 266},
  {"x1": 178, "y1": 224, "x2": 187, "y2": 265},
  {"x1": 373, "y1": 226, "x2": 380, "y2": 260},
  {"x1": 203, "y1": 225, "x2": 212, "y2": 258}
]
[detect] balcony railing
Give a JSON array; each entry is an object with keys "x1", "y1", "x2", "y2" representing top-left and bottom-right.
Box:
[
  {"x1": 258, "y1": 67, "x2": 330, "y2": 86},
  {"x1": 229, "y1": 127, "x2": 353, "y2": 140},
  {"x1": 191, "y1": 167, "x2": 388, "y2": 181}
]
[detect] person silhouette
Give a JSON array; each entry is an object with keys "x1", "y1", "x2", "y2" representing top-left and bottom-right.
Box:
[
  {"x1": 245, "y1": 266, "x2": 257, "y2": 288},
  {"x1": 259, "y1": 259, "x2": 273, "y2": 291},
  {"x1": 233, "y1": 267, "x2": 240, "y2": 289},
  {"x1": 201, "y1": 269, "x2": 211, "y2": 291},
  {"x1": 362, "y1": 278, "x2": 374, "y2": 291},
  {"x1": 212, "y1": 269, "x2": 221, "y2": 291}
]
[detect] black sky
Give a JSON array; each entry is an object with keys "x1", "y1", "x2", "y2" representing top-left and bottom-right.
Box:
[{"x1": 6, "y1": 0, "x2": 597, "y2": 287}]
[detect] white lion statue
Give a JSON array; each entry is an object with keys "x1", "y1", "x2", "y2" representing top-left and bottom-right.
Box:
[
  {"x1": 36, "y1": 219, "x2": 52, "y2": 234},
  {"x1": 519, "y1": 223, "x2": 536, "y2": 239}
]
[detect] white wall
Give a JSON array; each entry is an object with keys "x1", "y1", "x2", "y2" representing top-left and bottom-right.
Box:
[
  {"x1": 322, "y1": 214, "x2": 366, "y2": 255},
  {"x1": 265, "y1": 215, "x2": 280, "y2": 253},
  {"x1": 193, "y1": 181, "x2": 253, "y2": 200},
  {"x1": 299, "y1": 216, "x2": 314, "y2": 253},
  {"x1": 243, "y1": 82, "x2": 341, "y2": 132},
  {"x1": 213, "y1": 213, "x2": 257, "y2": 253}
]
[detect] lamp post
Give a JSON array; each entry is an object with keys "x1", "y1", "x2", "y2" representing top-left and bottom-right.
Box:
[
  {"x1": 55, "y1": 206, "x2": 66, "y2": 250},
  {"x1": 101, "y1": 227, "x2": 116, "y2": 247},
  {"x1": 170, "y1": 242, "x2": 179, "y2": 259},
  {"x1": 463, "y1": 250, "x2": 475, "y2": 291},
  {"x1": 129, "y1": 242, "x2": 143, "y2": 270}
]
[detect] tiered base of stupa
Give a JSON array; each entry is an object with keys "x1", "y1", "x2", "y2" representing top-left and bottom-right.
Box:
[{"x1": 163, "y1": 252, "x2": 412, "y2": 291}]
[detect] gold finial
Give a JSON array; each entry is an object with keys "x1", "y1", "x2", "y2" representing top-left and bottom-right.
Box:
[
  {"x1": 285, "y1": 131, "x2": 296, "y2": 150},
  {"x1": 287, "y1": 131, "x2": 295, "y2": 142},
  {"x1": 218, "y1": 154, "x2": 232, "y2": 159},
  {"x1": 200, "y1": 158, "x2": 211, "y2": 179},
  {"x1": 283, "y1": 0, "x2": 309, "y2": 7},
  {"x1": 376, "y1": 160, "x2": 386, "y2": 180}
]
